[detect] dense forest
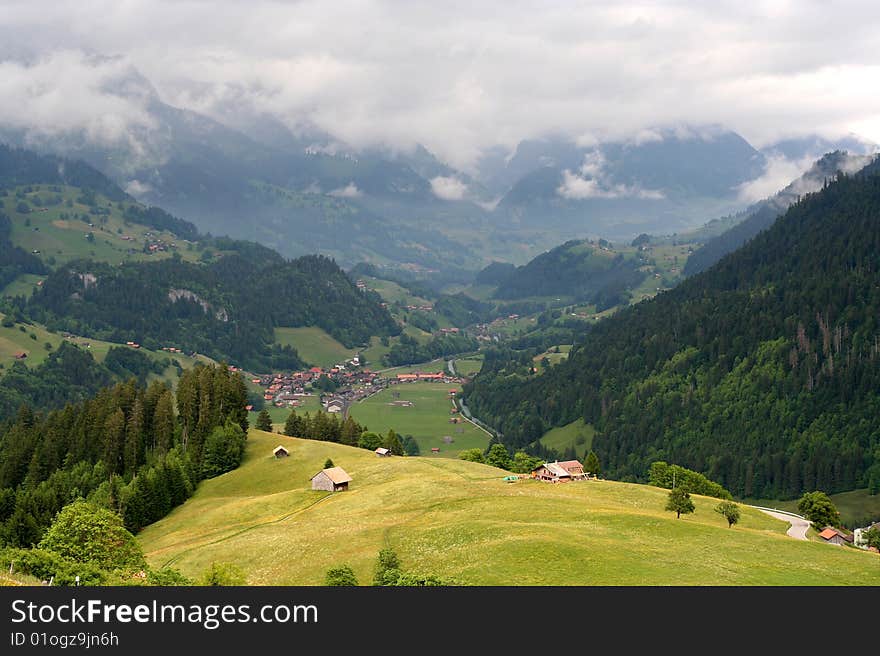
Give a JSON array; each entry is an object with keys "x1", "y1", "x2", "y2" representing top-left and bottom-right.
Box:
[
  {"x1": 493, "y1": 239, "x2": 646, "y2": 307},
  {"x1": 0, "y1": 363, "x2": 248, "y2": 546},
  {"x1": 0, "y1": 210, "x2": 46, "y2": 289},
  {"x1": 383, "y1": 331, "x2": 480, "y2": 366},
  {"x1": 21, "y1": 253, "x2": 399, "y2": 372},
  {"x1": 684, "y1": 151, "x2": 873, "y2": 277},
  {"x1": 0, "y1": 341, "x2": 168, "y2": 424},
  {"x1": 466, "y1": 163, "x2": 880, "y2": 499}
]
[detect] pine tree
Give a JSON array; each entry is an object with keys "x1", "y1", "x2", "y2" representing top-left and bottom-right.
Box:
[
  {"x1": 256, "y1": 409, "x2": 273, "y2": 432},
  {"x1": 284, "y1": 409, "x2": 301, "y2": 437},
  {"x1": 584, "y1": 451, "x2": 601, "y2": 477},
  {"x1": 384, "y1": 429, "x2": 404, "y2": 456}
]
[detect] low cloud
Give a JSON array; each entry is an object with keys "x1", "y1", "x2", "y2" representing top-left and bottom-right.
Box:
[
  {"x1": 429, "y1": 175, "x2": 468, "y2": 201},
  {"x1": 0, "y1": 51, "x2": 161, "y2": 168},
  {"x1": 558, "y1": 152, "x2": 665, "y2": 200},
  {"x1": 124, "y1": 179, "x2": 153, "y2": 197},
  {"x1": 735, "y1": 155, "x2": 812, "y2": 203},
  {"x1": 328, "y1": 182, "x2": 361, "y2": 198}
]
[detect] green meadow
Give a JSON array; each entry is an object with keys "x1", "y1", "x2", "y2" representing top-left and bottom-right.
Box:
[
  {"x1": 348, "y1": 382, "x2": 489, "y2": 457},
  {"x1": 273, "y1": 326, "x2": 358, "y2": 368},
  {"x1": 138, "y1": 430, "x2": 880, "y2": 586},
  {"x1": 539, "y1": 419, "x2": 595, "y2": 459}
]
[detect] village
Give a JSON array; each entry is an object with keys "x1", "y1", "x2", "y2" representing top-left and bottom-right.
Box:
[{"x1": 252, "y1": 354, "x2": 465, "y2": 417}]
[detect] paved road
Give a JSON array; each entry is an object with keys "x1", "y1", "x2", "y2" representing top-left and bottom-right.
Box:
[{"x1": 756, "y1": 508, "x2": 810, "y2": 540}]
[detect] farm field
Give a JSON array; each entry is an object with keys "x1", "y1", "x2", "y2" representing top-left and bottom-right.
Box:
[
  {"x1": 273, "y1": 326, "x2": 358, "y2": 368},
  {"x1": 452, "y1": 354, "x2": 483, "y2": 376},
  {"x1": 248, "y1": 396, "x2": 323, "y2": 430},
  {"x1": 138, "y1": 430, "x2": 880, "y2": 586},
  {"x1": 538, "y1": 419, "x2": 595, "y2": 460},
  {"x1": 348, "y1": 382, "x2": 489, "y2": 457},
  {"x1": 375, "y1": 359, "x2": 448, "y2": 376}
]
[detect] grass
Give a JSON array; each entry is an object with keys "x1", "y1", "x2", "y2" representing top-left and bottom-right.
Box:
[
  {"x1": 248, "y1": 397, "x2": 323, "y2": 431},
  {"x1": 138, "y1": 430, "x2": 880, "y2": 585},
  {"x1": 273, "y1": 326, "x2": 358, "y2": 368},
  {"x1": 745, "y1": 489, "x2": 880, "y2": 528},
  {"x1": 3, "y1": 185, "x2": 203, "y2": 268},
  {"x1": 348, "y1": 382, "x2": 489, "y2": 457},
  {"x1": 0, "y1": 312, "x2": 216, "y2": 387},
  {"x1": 533, "y1": 345, "x2": 572, "y2": 372},
  {"x1": 539, "y1": 419, "x2": 595, "y2": 459},
  {"x1": 374, "y1": 359, "x2": 448, "y2": 376},
  {"x1": 1, "y1": 274, "x2": 46, "y2": 298},
  {"x1": 452, "y1": 355, "x2": 483, "y2": 376}
]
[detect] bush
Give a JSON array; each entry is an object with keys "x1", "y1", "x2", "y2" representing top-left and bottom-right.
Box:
[
  {"x1": 197, "y1": 561, "x2": 246, "y2": 586},
  {"x1": 0, "y1": 548, "x2": 107, "y2": 586},
  {"x1": 38, "y1": 500, "x2": 145, "y2": 572},
  {"x1": 325, "y1": 565, "x2": 358, "y2": 586}
]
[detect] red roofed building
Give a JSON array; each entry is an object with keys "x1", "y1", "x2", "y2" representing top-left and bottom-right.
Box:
[
  {"x1": 818, "y1": 527, "x2": 852, "y2": 546},
  {"x1": 310, "y1": 367, "x2": 322, "y2": 374}
]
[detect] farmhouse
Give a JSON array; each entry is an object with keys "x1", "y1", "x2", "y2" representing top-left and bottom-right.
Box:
[
  {"x1": 273, "y1": 446, "x2": 289, "y2": 458},
  {"x1": 311, "y1": 466, "x2": 352, "y2": 492},
  {"x1": 531, "y1": 460, "x2": 587, "y2": 482},
  {"x1": 854, "y1": 521, "x2": 880, "y2": 549},
  {"x1": 375, "y1": 447, "x2": 391, "y2": 457}
]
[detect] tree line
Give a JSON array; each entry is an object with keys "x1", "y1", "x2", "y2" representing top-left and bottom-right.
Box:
[{"x1": 0, "y1": 362, "x2": 249, "y2": 546}]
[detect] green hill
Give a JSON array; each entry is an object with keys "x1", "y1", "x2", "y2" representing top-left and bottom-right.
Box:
[
  {"x1": 138, "y1": 430, "x2": 880, "y2": 585},
  {"x1": 493, "y1": 239, "x2": 646, "y2": 308}
]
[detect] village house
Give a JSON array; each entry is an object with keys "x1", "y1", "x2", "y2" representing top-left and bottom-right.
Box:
[
  {"x1": 375, "y1": 447, "x2": 391, "y2": 457},
  {"x1": 273, "y1": 446, "x2": 289, "y2": 458},
  {"x1": 531, "y1": 460, "x2": 587, "y2": 482},
  {"x1": 311, "y1": 466, "x2": 352, "y2": 492},
  {"x1": 818, "y1": 527, "x2": 853, "y2": 546},
  {"x1": 853, "y1": 522, "x2": 880, "y2": 549}
]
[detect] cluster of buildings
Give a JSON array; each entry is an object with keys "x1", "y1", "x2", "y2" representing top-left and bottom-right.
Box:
[
  {"x1": 254, "y1": 361, "x2": 384, "y2": 410},
  {"x1": 819, "y1": 521, "x2": 880, "y2": 552}
]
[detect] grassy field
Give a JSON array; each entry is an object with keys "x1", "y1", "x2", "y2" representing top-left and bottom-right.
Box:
[
  {"x1": 0, "y1": 312, "x2": 216, "y2": 386},
  {"x1": 539, "y1": 419, "x2": 595, "y2": 459},
  {"x1": 533, "y1": 345, "x2": 572, "y2": 372},
  {"x1": 3, "y1": 185, "x2": 203, "y2": 268},
  {"x1": 453, "y1": 354, "x2": 483, "y2": 376},
  {"x1": 248, "y1": 397, "x2": 323, "y2": 431},
  {"x1": 745, "y1": 489, "x2": 880, "y2": 528},
  {"x1": 273, "y1": 326, "x2": 358, "y2": 368},
  {"x1": 375, "y1": 359, "x2": 448, "y2": 376},
  {"x1": 348, "y1": 382, "x2": 489, "y2": 457},
  {"x1": 1, "y1": 274, "x2": 46, "y2": 298},
  {"x1": 138, "y1": 430, "x2": 880, "y2": 585}
]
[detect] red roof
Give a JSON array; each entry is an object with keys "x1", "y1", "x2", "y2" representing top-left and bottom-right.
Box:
[
  {"x1": 310, "y1": 367, "x2": 322, "y2": 373},
  {"x1": 558, "y1": 460, "x2": 583, "y2": 471},
  {"x1": 818, "y1": 528, "x2": 839, "y2": 540}
]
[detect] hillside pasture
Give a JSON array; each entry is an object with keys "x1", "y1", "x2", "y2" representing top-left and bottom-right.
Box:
[
  {"x1": 273, "y1": 326, "x2": 358, "y2": 368},
  {"x1": 138, "y1": 430, "x2": 880, "y2": 586}
]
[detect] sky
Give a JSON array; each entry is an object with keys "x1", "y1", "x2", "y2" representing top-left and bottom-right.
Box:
[{"x1": 1, "y1": 0, "x2": 879, "y2": 172}]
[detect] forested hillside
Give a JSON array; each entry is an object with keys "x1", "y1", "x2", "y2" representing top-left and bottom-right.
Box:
[
  {"x1": 493, "y1": 239, "x2": 646, "y2": 309},
  {"x1": 466, "y1": 164, "x2": 880, "y2": 499},
  {"x1": 684, "y1": 151, "x2": 875, "y2": 276},
  {"x1": 22, "y1": 253, "x2": 398, "y2": 372},
  {"x1": 0, "y1": 364, "x2": 248, "y2": 546}
]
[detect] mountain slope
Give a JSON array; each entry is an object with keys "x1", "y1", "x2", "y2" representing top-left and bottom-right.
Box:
[
  {"x1": 466, "y1": 163, "x2": 880, "y2": 499},
  {"x1": 493, "y1": 239, "x2": 646, "y2": 307},
  {"x1": 138, "y1": 430, "x2": 880, "y2": 585},
  {"x1": 684, "y1": 151, "x2": 875, "y2": 276}
]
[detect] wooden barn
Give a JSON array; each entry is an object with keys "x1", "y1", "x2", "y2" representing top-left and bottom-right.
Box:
[
  {"x1": 273, "y1": 445, "x2": 289, "y2": 458},
  {"x1": 375, "y1": 447, "x2": 391, "y2": 457},
  {"x1": 311, "y1": 466, "x2": 352, "y2": 492}
]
